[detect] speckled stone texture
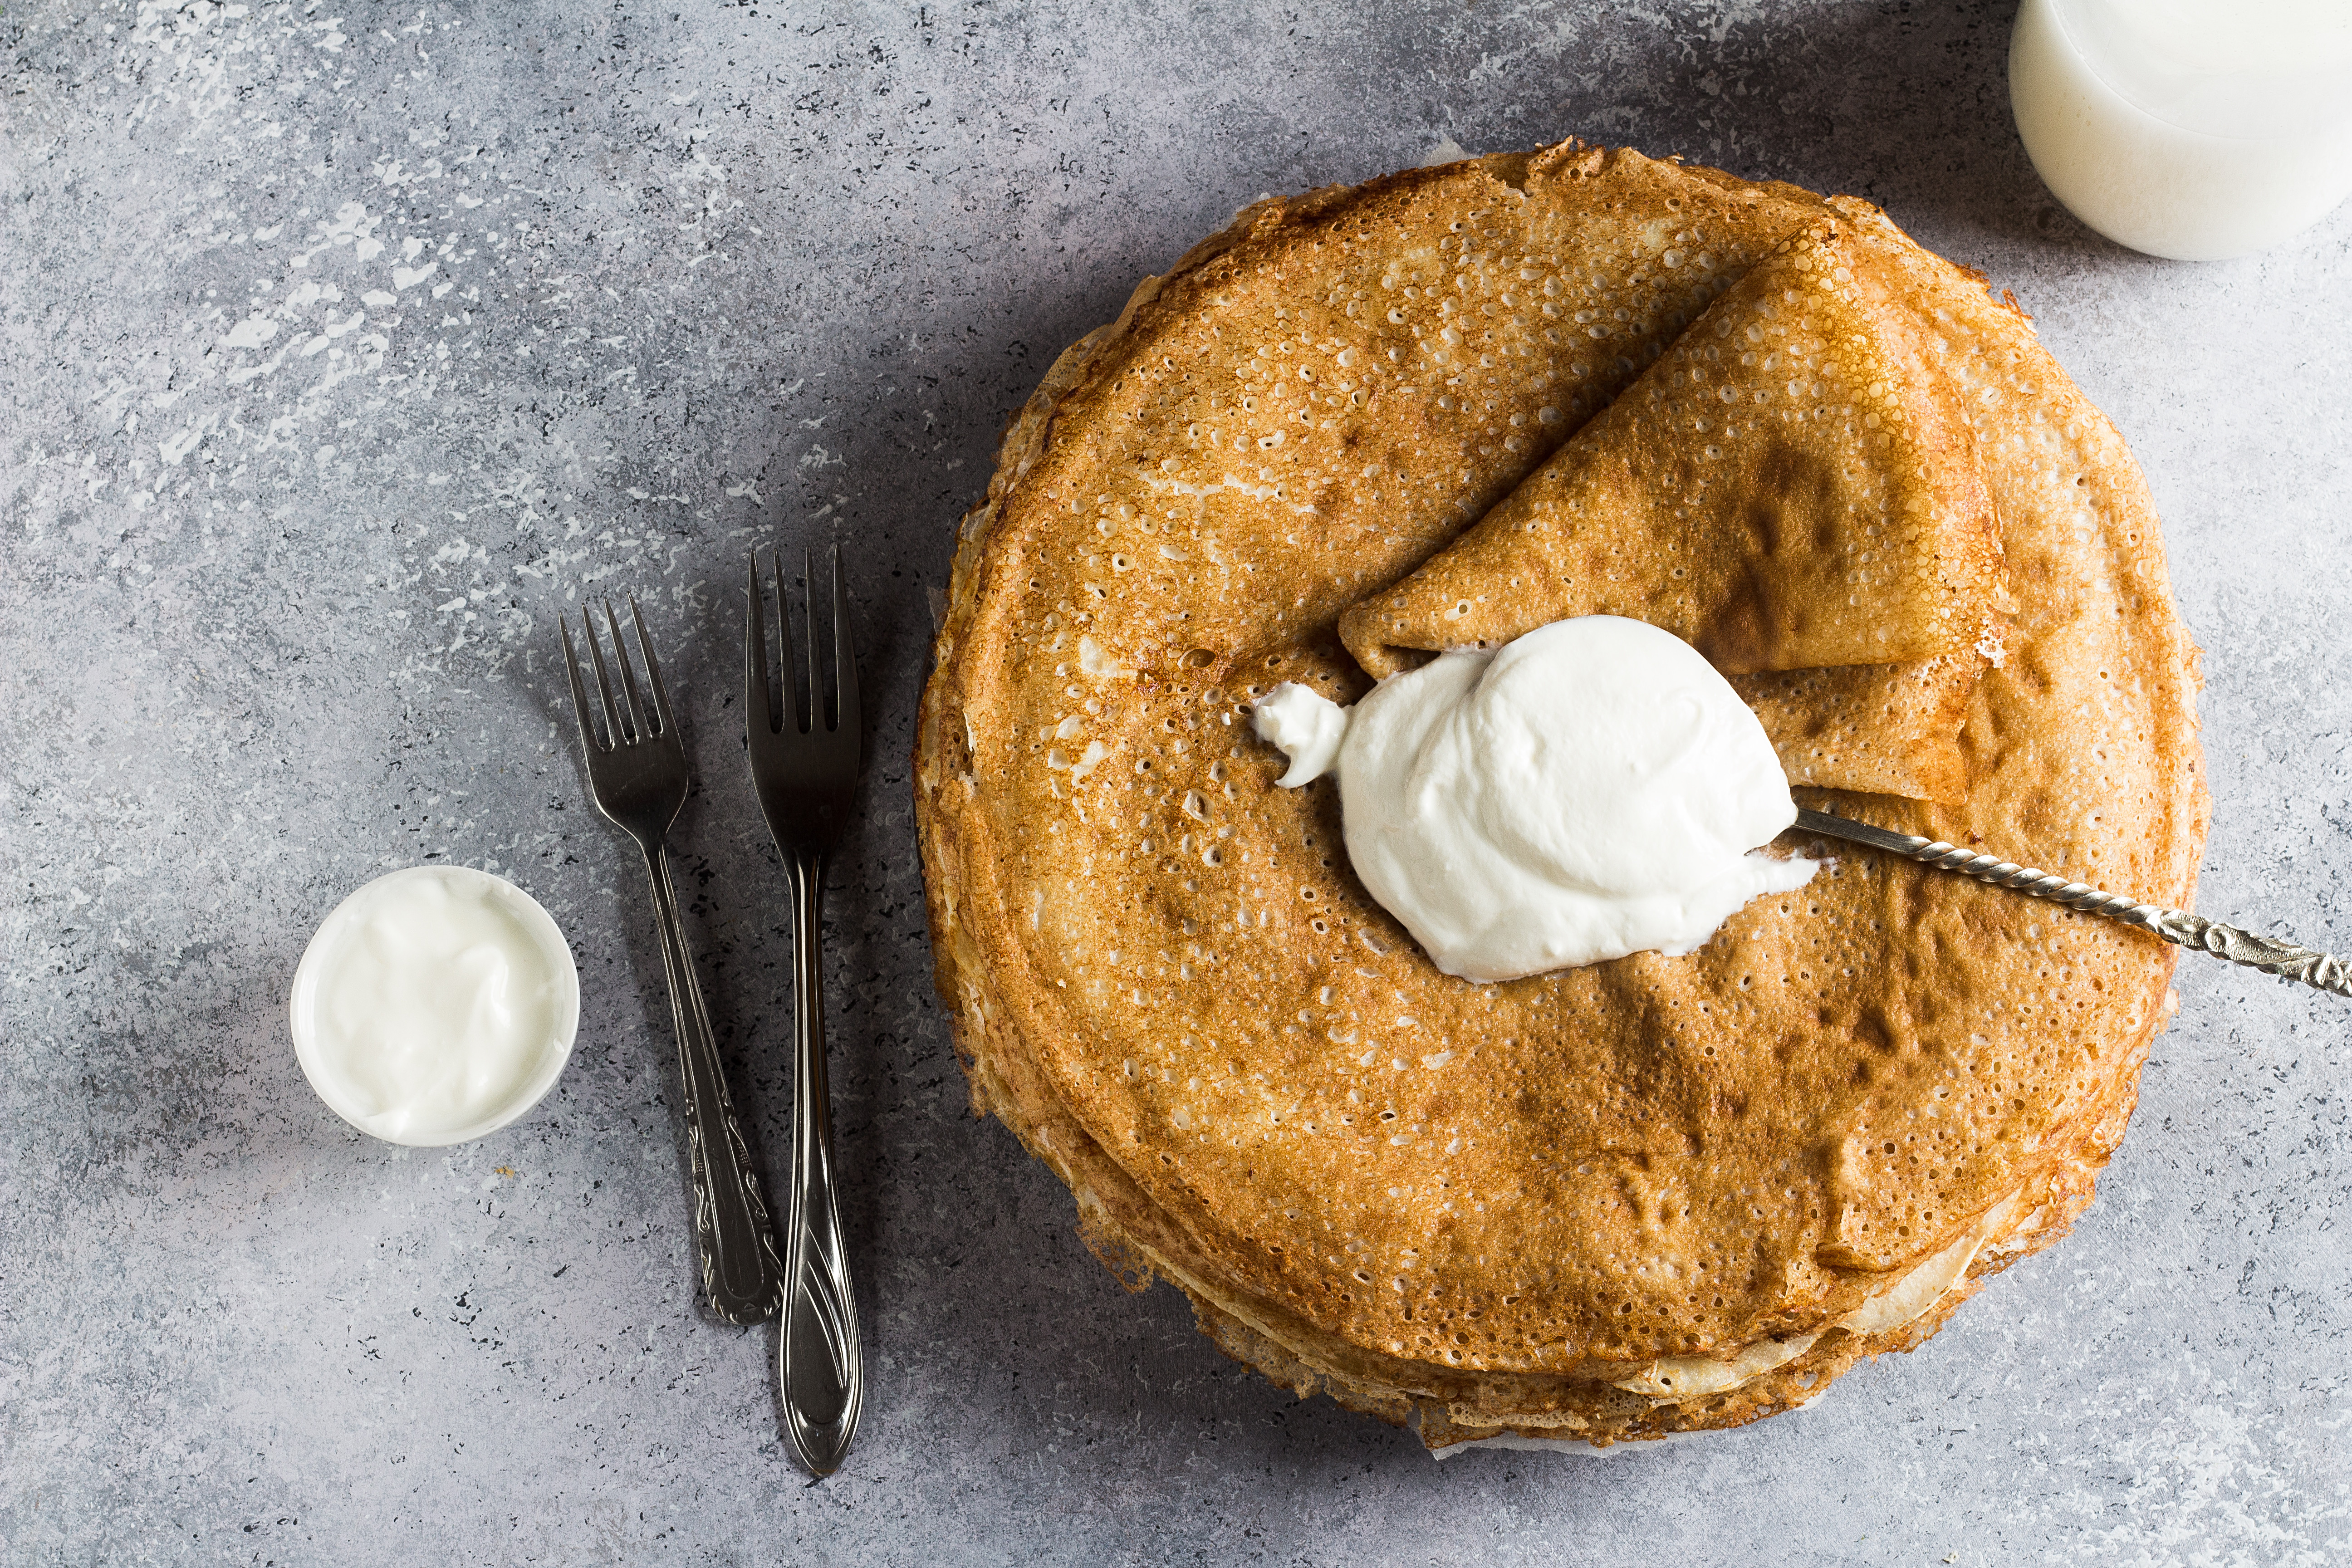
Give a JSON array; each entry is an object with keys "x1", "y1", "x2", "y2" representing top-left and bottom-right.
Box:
[{"x1": 4, "y1": 1, "x2": 2348, "y2": 1562}]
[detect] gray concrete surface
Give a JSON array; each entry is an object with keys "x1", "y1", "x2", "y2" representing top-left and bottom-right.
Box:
[{"x1": 5, "y1": 1, "x2": 2349, "y2": 1562}]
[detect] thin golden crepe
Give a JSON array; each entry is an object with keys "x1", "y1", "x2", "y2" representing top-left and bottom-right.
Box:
[
  {"x1": 1338, "y1": 217, "x2": 2007, "y2": 802},
  {"x1": 916, "y1": 144, "x2": 2207, "y2": 1448}
]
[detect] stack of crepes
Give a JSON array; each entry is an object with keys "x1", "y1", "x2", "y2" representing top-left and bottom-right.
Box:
[{"x1": 916, "y1": 142, "x2": 2206, "y2": 1449}]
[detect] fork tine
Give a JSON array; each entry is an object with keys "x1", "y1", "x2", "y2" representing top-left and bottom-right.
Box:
[
  {"x1": 828, "y1": 543, "x2": 858, "y2": 740},
  {"x1": 603, "y1": 598, "x2": 646, "y2": 744},
  {"x1": 775, "y1": 550, "x2": 802, "y2": 735},
  {"x1": 746, "y1": 553, "x2": 772, "y2": 736},
  {"x1": 803, "y1": 550, "x2": 823, "y2": 732},
  {"x1": 581, "y1": 604, "x2": 627, "y2": 745},
  {"x1": 630, "y1": 595, "x2": 675, "y2": 739},
  {"x1": 559, "y1": 613, "x2": 605, "y2": 754}
]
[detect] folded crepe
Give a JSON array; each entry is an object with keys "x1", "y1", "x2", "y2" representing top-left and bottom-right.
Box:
[
  {"x1": 1726, "y1": 653, "x2": 1981, "y2": 803},
  {"x1": 1336, "y1": 218, "x2": 2006, "y2": 800}
]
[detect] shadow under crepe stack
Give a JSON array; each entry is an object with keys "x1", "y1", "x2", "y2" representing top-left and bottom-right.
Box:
[{"x1": 916, "y1": 142, "x2": 2208, "y2": 1449}]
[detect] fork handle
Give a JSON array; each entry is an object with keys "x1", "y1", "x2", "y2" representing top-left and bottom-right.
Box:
[
  {"x1": 779, "y1": 851, "x2": 864, "y2": 1476},
  {"x1": 642, "y1": 845, "x2": 787, "y2": 1324}
]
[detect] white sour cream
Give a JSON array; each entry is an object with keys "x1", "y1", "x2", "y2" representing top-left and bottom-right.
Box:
[
  {"x1": 1252, "y1": 617, "x2": 1816, "y2": 983},
  {"x1": 289, "y1": 866, "x2": 580, "y2": 1146}
]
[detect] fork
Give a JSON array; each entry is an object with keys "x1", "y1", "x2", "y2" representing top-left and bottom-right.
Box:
[
  {"x1": 559, "y1": 598, "x2": 787, "y2": 1326},
  {"x1": 745, "y1": 546, "x2": 866, "y2": 1477}
]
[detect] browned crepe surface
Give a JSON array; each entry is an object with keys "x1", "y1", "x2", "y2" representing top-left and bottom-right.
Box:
[
  {"x1": 1729, "y1": 654, "x2": 1982, "y2": 803},
  {"x1": 916, "y1": 145, "x2": 2206, "y2": 1445}
]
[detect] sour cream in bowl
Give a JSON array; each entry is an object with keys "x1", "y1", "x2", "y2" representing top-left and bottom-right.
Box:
[{"x1": 289, "y1": 866, "x2": 580, "y2": 1147}]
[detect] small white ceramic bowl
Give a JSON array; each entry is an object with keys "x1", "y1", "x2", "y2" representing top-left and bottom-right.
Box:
[{"x1": 289, "y1": 865, "x2": 581, "y2": 1147}]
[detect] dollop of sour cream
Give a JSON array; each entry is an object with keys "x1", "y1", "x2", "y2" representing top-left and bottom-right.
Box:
[
  {"x1": 1252, "y1": 616, "x2": 1817, "y2": 983},
  {"x1": 290, "y1": 866, "x2": 579, "y2": 1146}
]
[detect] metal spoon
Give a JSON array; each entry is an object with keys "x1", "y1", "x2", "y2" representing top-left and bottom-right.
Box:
[{"x1": 1793, "y1": 807, "x2": 2352, "y2": 998}]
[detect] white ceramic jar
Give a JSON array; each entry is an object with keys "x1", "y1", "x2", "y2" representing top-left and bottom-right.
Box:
[
  {"x1": 289, "y1": 866, "x2": 580, "y2": 1147},
  {"x1": 2009, "y1": 0, "x2": 2352, "y2": 260}
]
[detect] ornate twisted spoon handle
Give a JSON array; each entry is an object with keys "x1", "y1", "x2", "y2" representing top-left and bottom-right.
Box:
[{"x1": 1792, "y1": 808, "x2": 2352, "y2": 999}]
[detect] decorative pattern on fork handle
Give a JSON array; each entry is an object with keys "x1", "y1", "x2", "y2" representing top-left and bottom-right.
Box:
[
  {"x1": 640, "y1": 843, "x2": 787, "y2": 1319},
  {"x1": 1793, "y1": 808, "x2": 2352, "y2": 997},
  {"x1": 745, "y1": 548, "x2": 867, "y2": 1477},
  {"x1": 560, "y1": 598, "x2": 787, "y2": 1326}
]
